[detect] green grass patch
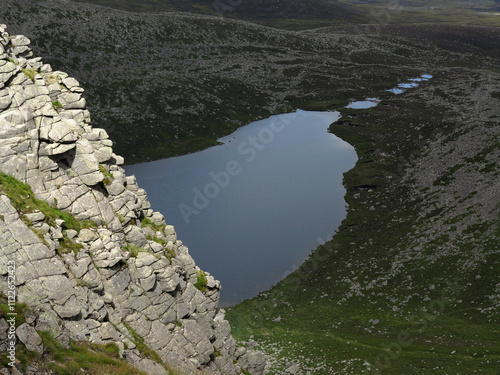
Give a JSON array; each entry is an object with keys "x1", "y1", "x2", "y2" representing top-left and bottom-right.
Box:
[
  {"x1": 152, "y1": 236, "x2": 166, "y2": 245},
  {"x1": 0, "y1": 172, "x2": 97, "y2": 233},
  {"x1": 146, "y1": 234, "x2": 167, "y2": 246},
  {"x1": 21, "y1": 68, "x2": 37, "y2": 82},
  {"x1": 165, "y1": 248, "x2": 176, "y2": 262},
  {"x1": 194, "y1": 270, "x2": 208, "y2": 293},
  {"x1": 122, "y1": 321, "x2": 169, "y2": 372},
  {"x1": 212, "y1": 347, "x2": 222, "y2": 357},
  {"x1": 140, "y1": 217, "x2": 166, "y2": 233},
  {"x1": 52, "y1": 100, "x2": 63, "y2": 111},
  {"x1": 0, "y1": 294, "x2": 29, "y2": 327},
  {"x1": 123, "y1": 244, "x2": 142, "y2": 257},
  {"x1": 228, "y1": 296, "x2": 500, "y2": 374},
  {"x1": 36, "y1": 330, "x2": 145, "y2": 375},
  {"x1": 58, "y1": 236, "x2": 84, "y2": 255},
  {"x1": 99, "y1": 164, "x2": 114, "y2": 186}
]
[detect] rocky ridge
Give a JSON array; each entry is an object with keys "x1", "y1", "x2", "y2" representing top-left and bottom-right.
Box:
[{"x1": 0, "y1": 25, "x2": 265, "y2": 374}]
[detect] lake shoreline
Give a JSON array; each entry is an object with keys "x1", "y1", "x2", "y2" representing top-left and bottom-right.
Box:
[{"x1": 125, "y1": 109, "x2": 357, "y2": 306}]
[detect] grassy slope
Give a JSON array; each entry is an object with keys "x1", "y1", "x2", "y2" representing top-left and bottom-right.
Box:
[
  {"x1": 342, "y1": 0, "x2": 500, "y2": 27},
  {"x1": 65, "y1": 0, "x2": 500, "y2": 31}
]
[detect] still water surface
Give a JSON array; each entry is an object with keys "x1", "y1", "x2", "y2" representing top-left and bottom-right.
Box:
[{"x1": 125, "y1": 110, "x2": 357, "y2": 306}]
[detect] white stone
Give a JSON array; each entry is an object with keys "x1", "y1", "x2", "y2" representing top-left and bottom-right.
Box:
[
  {"x1": 16, "y1": 323, "x2": 43, "y2": 354},
  {"x1": 10, "y1": 35, "x2": 30, "y2": 47},
  {"x1": 48, "y1": 119, "x2": 79, "y2": 143}
]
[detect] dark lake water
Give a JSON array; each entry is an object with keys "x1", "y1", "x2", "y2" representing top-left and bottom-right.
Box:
[{"x1": 125, "y1": 110, "x2": 357, "y2": 306}]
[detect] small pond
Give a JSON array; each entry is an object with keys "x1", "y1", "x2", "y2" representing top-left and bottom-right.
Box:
[
  {"x1": 345, "y1": 97, "x2": 380, "y2": 109},
  {"x1": 347, "y1": 73, "x2": 433, "y2": 108}
]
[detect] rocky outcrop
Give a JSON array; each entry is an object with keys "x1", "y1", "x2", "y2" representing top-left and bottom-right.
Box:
[{"x1": 0, "y1": 24, "x2": 265, "y2": 374}]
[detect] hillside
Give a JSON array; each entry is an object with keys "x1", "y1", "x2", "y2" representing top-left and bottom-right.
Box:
[
  {"x1": 228, "y1": 65, "x2": 500, "y2": 373},
  {"x1": 65, "y1": 0, "x2": 500, "y2": 29},
  {"x1": 68, "y1": 0, "x2": 366, "y2": 23},
  {"x1": 0, "y1": 0, "x2": 382, "y2": 163},
  {"x1": 58, "y1": 0, "x2": 500, "y2": 30},
  {"x1": 3, "y1": 0, "x2": 500, "y2": 163}
]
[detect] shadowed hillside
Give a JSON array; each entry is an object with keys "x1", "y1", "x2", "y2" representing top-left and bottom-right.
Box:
[{"x1": 69, "y1": 0, "x2": 367, "y2": 22}]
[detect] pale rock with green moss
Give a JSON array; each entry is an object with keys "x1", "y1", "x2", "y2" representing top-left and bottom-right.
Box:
[{"x1": 0, "y1": 25, "x2": 265, "y2": 375}]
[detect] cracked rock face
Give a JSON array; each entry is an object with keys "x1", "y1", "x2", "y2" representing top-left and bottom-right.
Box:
[{"x1": 0, "y1": 24, "x2": 265, "y2": 374}]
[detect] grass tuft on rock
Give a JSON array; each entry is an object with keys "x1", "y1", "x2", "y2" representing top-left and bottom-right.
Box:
[
  {"x1": 194, "y1": 270, "x2": 208, "y2": 293},
  {"x1": 52, "y1": 100, "x2": 63, "y2": 111},
  {"x1": 58, "y1": 237, "x2": 84, "y2": 255},
  {"x1": 21, "y1": 68, "x2": 37, "y2": 82},
  {"x1": 0, "y1": 172, "x2": 96, "y2": 233},
  {"x1": 37, "y1": 330, "x2": 145, "y2": 375}
]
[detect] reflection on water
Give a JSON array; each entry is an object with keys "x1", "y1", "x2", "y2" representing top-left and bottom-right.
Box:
[
  {"x1": 386, "y1": 88, "x2": 405, "y2": 94},
  {"x1": 398, "y1": 82, "x2": 419, "y2": 89},
  {"x1": 345, "y1": 97, "x2": 380, "y2": 109},
  {"x1": 385, "y1": 73, "x2": 433, "y2": 95}
]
